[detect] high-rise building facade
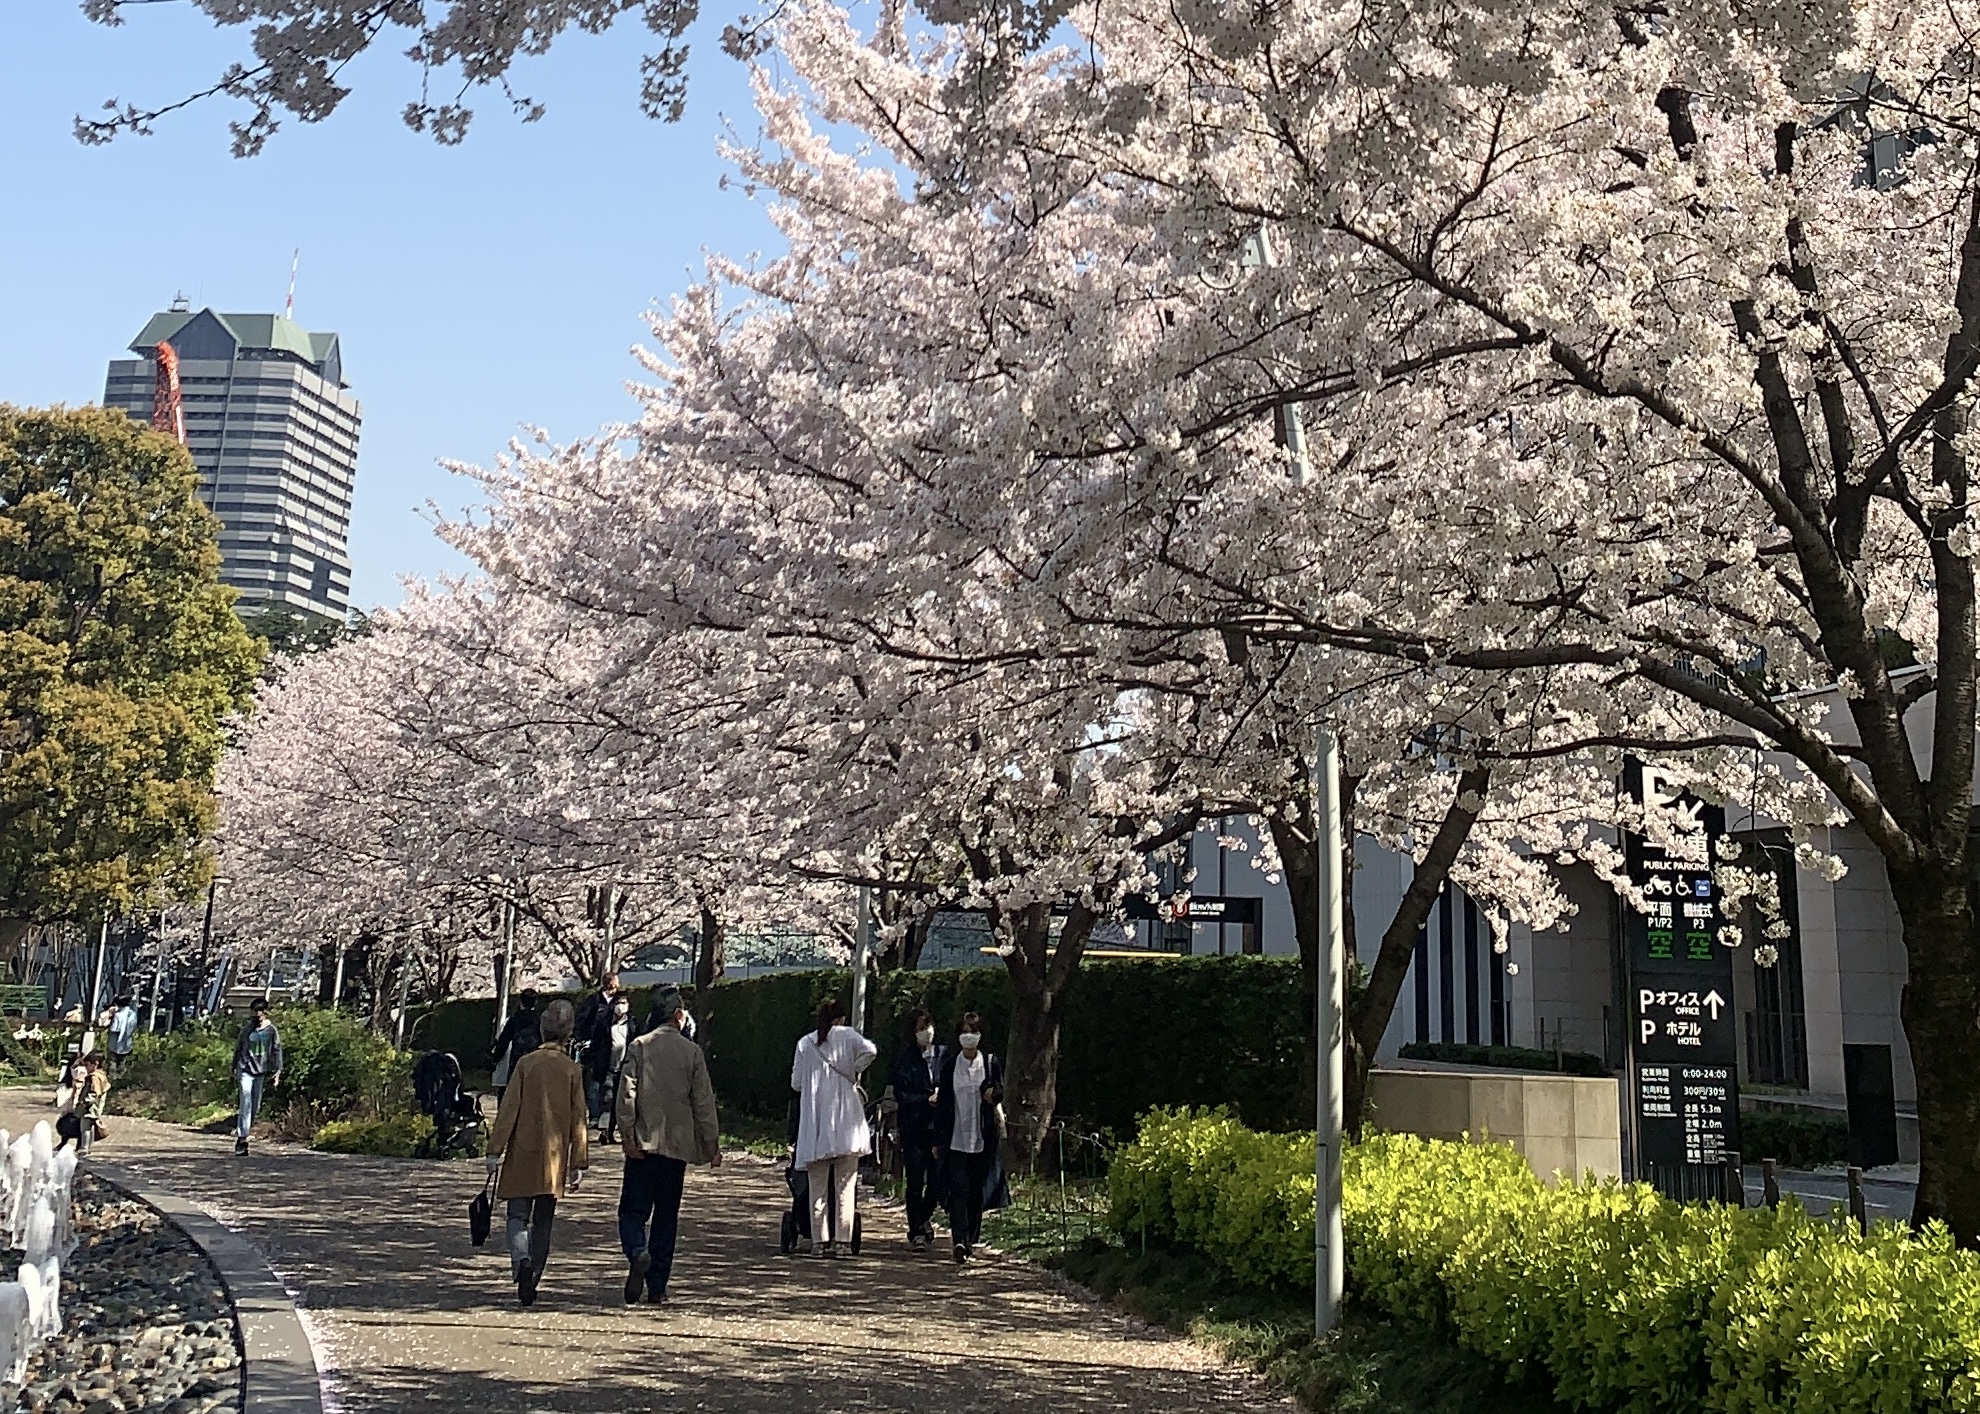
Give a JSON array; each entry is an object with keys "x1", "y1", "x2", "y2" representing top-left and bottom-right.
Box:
[{"x1": 104, "y1": 300, "x2": 361, "y2": 623}]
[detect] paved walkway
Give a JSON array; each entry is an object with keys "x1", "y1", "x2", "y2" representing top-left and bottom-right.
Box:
[{"x1": 1, "y1": 1097, "x2": 1291, "y2": 1414}]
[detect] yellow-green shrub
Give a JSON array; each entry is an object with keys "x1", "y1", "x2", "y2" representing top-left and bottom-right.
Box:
[
  {"x1": 1109, "y1": 1107, "x2": 1316, "y2": 1289},
  {"x1": 310, "y1": 1112, "x2": 433, "y2": 1157},
  {"x1": 1111, "y1": 1112, "x2": 1980, "y2": 1413}
]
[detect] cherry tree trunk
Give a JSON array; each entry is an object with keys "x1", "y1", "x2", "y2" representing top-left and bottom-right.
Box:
[
  {"x1": 1270, "y1": 810, "x2": 1323, "y2": 1129},
  {"x1": 693, "y1": 905, "x2": 725, "y2": 992},
  {"x1": 997, "y1": 902, "x2": 1097, "y2": 1171},
  {"x1": 1889, "y1": 860, "x2": 1980, "y2": 1244}
]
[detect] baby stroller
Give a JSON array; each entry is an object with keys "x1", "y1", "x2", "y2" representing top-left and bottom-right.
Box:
[
  {"x1": 780, "y1": 1158, "x2": 864, "y2": 1255},
  {"x1": 411, "y1": 1051, "x2": 485, "y2": 1160},
  {"x1": 778, "y1": 1097, "x2": 863, "y2": 1255}
]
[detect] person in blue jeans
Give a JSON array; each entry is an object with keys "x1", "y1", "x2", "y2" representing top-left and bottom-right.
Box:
[
  {"x1": 232, "y1": 1002, "x2": 283, "y2": 1156},
  {"x1": 613, "y1": 987, "x2": 720, "y2": 1305}
]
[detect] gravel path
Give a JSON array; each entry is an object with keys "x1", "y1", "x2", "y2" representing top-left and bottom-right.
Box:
[
  {"x1": 0, "y1": 1098, "x2": 1293, "y2": 1414},
  {"x1": 11, "y1": 1174, "x2": 242, "y2": 1414}
]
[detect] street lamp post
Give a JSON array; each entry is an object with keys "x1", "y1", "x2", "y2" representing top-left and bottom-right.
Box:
[
  {"x1": 1313, "y1": 731, "x2": 1346, "y2": 1337},
  {"x1": 851, "y1": 886, "x2": 873, "y2": 1034},
  {"x1": 1251, "y1": 219, "x2": 1340, "y2": 1333},
  {"x1": 493, "y1": 894, "x2": 515, "y2": 1035},
  {"x1": 146, "y1": 908, "x2": 166, "y2": 1033},
  {"x1": 194, "y1": 877, "x2": 229, "y2": 1020},
  {"x1": 88, "y1": 919, "x2": 110, "y2": 1025}
]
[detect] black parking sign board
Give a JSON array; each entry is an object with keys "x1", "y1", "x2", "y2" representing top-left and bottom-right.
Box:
[{"x1": 1623, "y1": 760, "x2": 1742, "y2": 1199}]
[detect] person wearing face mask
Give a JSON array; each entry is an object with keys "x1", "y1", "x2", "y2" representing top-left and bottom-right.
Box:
[
  {"x1": 887, "y1": 1008, "x2": 949, "y2": 1252},
  {"x1": 932, "y1": 1012, "x2": 1006, "y2": 1264},
  {"x1": 576, "y1": 972, "x2": 626, "y2": 1126},
  {"x1": 587, "y1": 991, "x2": 636, "y2": 1143}
]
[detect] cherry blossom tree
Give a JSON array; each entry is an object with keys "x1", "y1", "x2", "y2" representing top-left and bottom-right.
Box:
[{"x1": 674, "y1": 0, "x2": 1980, "y2": 1231}]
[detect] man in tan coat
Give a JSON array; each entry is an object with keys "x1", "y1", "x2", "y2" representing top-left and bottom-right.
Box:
[
  {"x1": 615, "y1": 985, "x2": 720, "y2": 1305},
  {"x1": 486, "y1": 998, "x2": 589, "y2": 1307}
]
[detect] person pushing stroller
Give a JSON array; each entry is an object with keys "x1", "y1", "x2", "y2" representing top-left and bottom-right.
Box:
[{"x1": 789, "y1": 999, "x2": 876, "y2": 1258}]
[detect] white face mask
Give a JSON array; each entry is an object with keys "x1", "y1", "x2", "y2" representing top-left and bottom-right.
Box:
[
  {"x1": 957, "y1": 1032, "x2": 982, "y2": 1051},
  {"x1": 916, "y1": 1027, "x2": 935, "y2": 1048}
]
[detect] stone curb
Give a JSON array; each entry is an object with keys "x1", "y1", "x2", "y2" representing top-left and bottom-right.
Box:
[{"x1": 87, "y1": 1161, "x2": 324, "y2": 1414}]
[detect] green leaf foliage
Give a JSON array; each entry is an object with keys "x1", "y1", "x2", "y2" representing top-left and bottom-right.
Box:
[
  {"x1": 0, "y1": 405, "x2": 261, "y2": 921},
  {"x1": 113, "y1": 1005, "x2": 408, "y2": 1120},
  {"x1": 1110, "y1": 1111, "x2": 1980, "y2": 1413}
]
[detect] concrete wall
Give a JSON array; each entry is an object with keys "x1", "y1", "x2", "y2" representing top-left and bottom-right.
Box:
[{"x1": 1365, "y1": 1065, "x2": 1624, "y2": 1183}]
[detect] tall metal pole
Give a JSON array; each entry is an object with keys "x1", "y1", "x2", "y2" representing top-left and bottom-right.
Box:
[
  {"x1": 1314, "y1": 730, "x2": 1346, "y2": 1337},
  {"x1": 147, "y1": 908, "x2": 166, "y2": 1032},
  {"x1": 196, "y1": 879, "x2": 219, "y2": 1020},
  {"x1": 494, "y1": 896, "x2": 515, "y2": 1034},
  {"x1": 851, "y1": 886, "x2": 873, "y2": 1034},
  {"x1": 601, "y1": 883, "x2": 618, "y2": 977},
  {"x1": 393, "y1": 944, "x2": 414, "y2": 1047},
  {"x1": 88, "y1": 919, "x2": 110, "y2": 1024},
  {"x1": 331, "y1": 938, "x2": 348, "y2": 1009}
]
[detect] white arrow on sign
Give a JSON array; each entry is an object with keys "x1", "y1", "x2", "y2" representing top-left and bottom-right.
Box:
[{"x1": 1703, "y1": 990, "x2": 1726, "y2": 1020}]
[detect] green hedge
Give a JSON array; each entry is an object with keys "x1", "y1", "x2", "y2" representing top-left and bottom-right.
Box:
[
  {"x1": 1741, "y1": 1107, "x2": 1850, "y2": 1168},
  {"x1": 407, "y1": 956, "x2": 1305, "y2": 1133},
  {"x1": 1109, "y1": 1110, "x2": 1980, "y2": 1413},
  {"x1": 1398, "y1": 1041, "x2": 1609, "y2": 1078},
  {"x1": 694, "y1": 956, "x2": 1306, "y2": 1134}
]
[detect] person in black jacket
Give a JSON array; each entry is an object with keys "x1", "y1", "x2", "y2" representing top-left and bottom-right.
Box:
[
  {"x1": 889, "y1": 1008, "x2": 948, "y2": 1252},
  {"x1": 490, "y1": 991, "x2": 542, "y2": 1101},
  {"x1": 575, "y1": 973, "x2": 626, "y2": 1125},
  {"x1": 932, "y1": 1012, "x2": 1005, "y2": 1264},
  {"x1": 587, "y1": 991, "x2": 635, "y2": 1143}
]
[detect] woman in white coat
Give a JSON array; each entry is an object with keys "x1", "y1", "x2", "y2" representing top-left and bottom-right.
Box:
[{"x1": 791, "y1": 998, "x2": 877, "y2": 1257}]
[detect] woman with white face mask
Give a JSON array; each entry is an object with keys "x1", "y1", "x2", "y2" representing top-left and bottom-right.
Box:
[
  {"x1": 887, "y1": 1008, "x2": 948, "y2": 1251},
  {"x1": 591, "y1": 995, "x2": 633, "y2": 1144},
  {"x1": 932, "y1": 1012, "x2": 1006, "y2": 1264}
]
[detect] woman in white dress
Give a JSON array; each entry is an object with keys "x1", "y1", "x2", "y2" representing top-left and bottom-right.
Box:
[{"x1": 790, "y1": 998, "x2": 877, "y2": 1257}]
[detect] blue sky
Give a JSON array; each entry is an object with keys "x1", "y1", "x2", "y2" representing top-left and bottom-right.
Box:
[{"x1": 0, "y1": 3, "x2": 778, "y2": 611}]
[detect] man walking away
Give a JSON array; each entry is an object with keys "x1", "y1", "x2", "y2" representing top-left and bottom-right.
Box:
[
  {"x1": 888, "y1": 1008, "x2": 948, "y2": 1252},
  {"x1": 106, "y1": 996, "x2": 139, "y2": 1072},
  {"x1": 485, "y1": 999, "x2": 589, "y2": 1307},
  {"x1": 616, "y1": 985, "x2": 720, "y2": 1306},
  {"x1": 232, "y1": 1002, "x2": 283, "y2": 1156},
  {"x1": 489, "y1": 990, "x2": 542, "y2": 1102}
]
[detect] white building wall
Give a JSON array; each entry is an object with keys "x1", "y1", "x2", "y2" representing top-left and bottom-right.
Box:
[{"x1": 1168, "y1": 813, "x2": 1920, "y2": 1120}]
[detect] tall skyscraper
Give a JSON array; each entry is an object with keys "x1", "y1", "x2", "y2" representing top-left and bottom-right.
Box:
[{"x1": 103, "y1": 298, "x2": 361, "y2": 624}]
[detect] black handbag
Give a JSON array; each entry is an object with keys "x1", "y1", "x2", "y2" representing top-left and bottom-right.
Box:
[{"x1": 469, "y1": 1174, "x2": 495, "y2": 1247}]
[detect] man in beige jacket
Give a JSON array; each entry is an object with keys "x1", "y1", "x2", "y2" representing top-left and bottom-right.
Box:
[
  {"x1": 615, "y1": 985, "x2": 720, "y2": 1305},
  {"x1": 486, "y1": 998, "x2": 589, "y2": 1307}
]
